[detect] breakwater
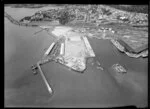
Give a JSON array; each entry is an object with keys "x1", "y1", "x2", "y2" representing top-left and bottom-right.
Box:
[{"x1": 110, "y1": 39, "x2": 148, "y2": 58}]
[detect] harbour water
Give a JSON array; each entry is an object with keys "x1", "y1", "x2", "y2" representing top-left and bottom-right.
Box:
[
  {"x1": 5, "y1": 7, "x2": 148, "y2": 107},
  {"x1": 88, "y1": 37, "x2": 147, "y2": 73}
]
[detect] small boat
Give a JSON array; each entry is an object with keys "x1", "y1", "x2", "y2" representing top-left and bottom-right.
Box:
[{"x1": 31, "y1": 65, "x2": 38, "y2": 75}]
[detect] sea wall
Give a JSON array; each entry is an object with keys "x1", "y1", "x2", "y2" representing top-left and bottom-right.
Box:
[{"x1": 110, "y1": 39, "x2": 148, "y2": 58}]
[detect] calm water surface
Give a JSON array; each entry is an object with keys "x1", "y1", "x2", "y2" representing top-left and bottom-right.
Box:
[{"x1": 4, "y1": 7, "x2": 148, "y2": 107}]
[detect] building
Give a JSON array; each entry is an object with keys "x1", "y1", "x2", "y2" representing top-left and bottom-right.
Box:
[
  {"x1": 82, "y1": 36, "x2": 95, "y2": 57},
  {"x1": 44, "y1": 42, "x2": 55, "y2": 56},
  {"x1": 60, "y1": 43, "x2": 65, "y2": 55}
]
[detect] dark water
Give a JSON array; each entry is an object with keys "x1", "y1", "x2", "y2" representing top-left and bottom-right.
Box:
[
  {"x1": 5, "y1": 7, "x2": 148, "y2": 107},
  {"x1": 88, "y1": 37, "x2": 147, "y2": 73}
]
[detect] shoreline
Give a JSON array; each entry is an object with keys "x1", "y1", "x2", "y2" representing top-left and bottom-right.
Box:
[
  {"x1": 110, "y1": 39, "x2": 148, "y2": 58},
  {"x1": 5, "y1": 12, "x2": 148, "y2": 59},
  {"x1": 5, "y1": 12, "x2": 39, "y2": 27}
]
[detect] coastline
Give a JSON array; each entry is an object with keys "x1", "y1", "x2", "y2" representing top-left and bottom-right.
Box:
[
  {"x1": 5, "y1": 5, "x2": 148, "y2": 107},
  {"x1": 5, "y1": 12, "x2": 39, "y2": 27},
  {"x1": 110, "y1": 39, "x2": 148, "y2": 58},
  {"x1": 5, "y1": 11, "x2": 148, "y2": 60}
]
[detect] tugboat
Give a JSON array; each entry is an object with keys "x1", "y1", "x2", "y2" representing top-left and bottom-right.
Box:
[{"x1": 31, "y1": 65, "x2": 38, "y2": 75}]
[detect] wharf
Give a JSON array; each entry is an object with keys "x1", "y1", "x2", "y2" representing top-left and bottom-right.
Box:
[{"x1": 50, "y1": 27, "x2": 96, "y2": 72}]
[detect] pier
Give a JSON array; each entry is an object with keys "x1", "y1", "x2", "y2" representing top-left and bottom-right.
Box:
[
  {"x1": 37, "y1": 61, "x2": 53, "y2": 94},
  {"x1": 82, "y1": 36, "x2": 95, "y2": 57},
  {"x1": 44, "y1": 42, "x2": 55, "y2": 56}
]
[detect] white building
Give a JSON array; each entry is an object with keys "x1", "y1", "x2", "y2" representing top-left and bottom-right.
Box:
[
  {"x1": 60, "y1": 43, "x2": 65, "y2": 55},
  {"x1": 44, "y1": 42, "x2": 55, "y2": 56}
]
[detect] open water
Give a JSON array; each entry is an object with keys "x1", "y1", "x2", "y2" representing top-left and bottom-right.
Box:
[{"x1": 4, "y1": 6, "x2": 148, "y2": 107}]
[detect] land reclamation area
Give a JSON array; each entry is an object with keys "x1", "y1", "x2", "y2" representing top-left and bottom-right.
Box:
[
  {"x1": 4, "y1": 6, "x2": 148, "y2": 107},
  {"x1": 50, "y1": 28, "x2": 96, "y2": 72}
]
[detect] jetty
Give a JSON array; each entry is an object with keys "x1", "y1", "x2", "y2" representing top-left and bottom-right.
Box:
[
  {"x1": 82, "y1": 36, "x2": 95, "y2": 57},
  {"x1": 37, "y1": 60, "x2": 53, "y2": 94}
]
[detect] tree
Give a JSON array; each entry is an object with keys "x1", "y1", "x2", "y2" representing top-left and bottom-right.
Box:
[
  {"x1": 58, "y1": 11, "x2": 70, "y2": 25},
  {"x1": 101, "y1": 8, "x2": 112, "y2": 16},
  {"x1": 20, "y1": 16, "x2": 31, "y2": 22}
]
